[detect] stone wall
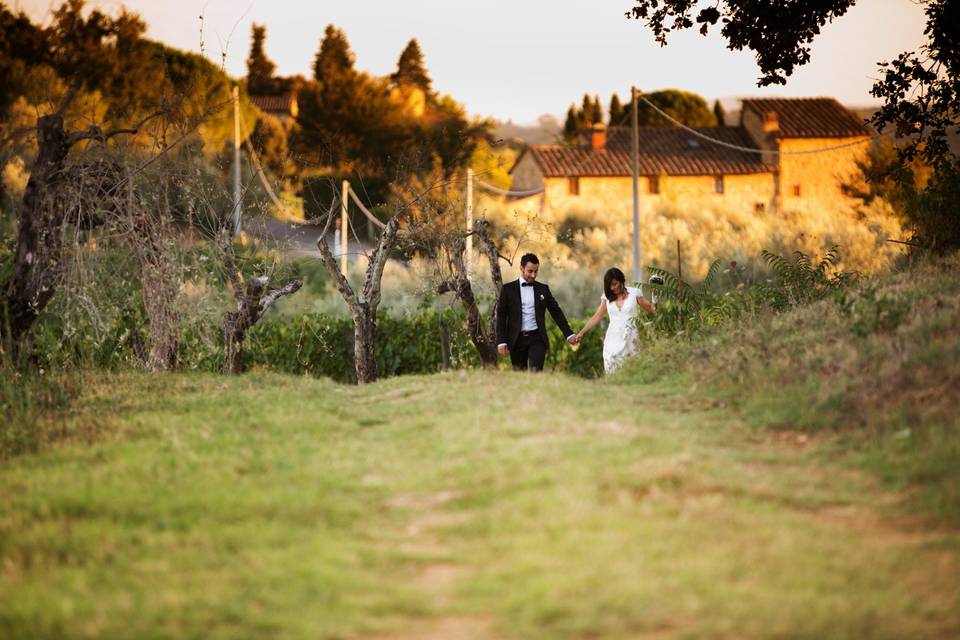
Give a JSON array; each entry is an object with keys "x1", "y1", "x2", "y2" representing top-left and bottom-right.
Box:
[
  {"x1": 543, "y1": 173, "x2": 776, "y2": 219},
  {"x1": 777, "y1": 137, "x2": 869, "y2": 214},
  {"x1": 510, "y1": 152, "x2": 545, "y2": 192}
]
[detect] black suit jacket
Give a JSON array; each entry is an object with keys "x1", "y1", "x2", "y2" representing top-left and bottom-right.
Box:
[{"x1": 496, "y1": 280, "x2": 574, "y2": 349}]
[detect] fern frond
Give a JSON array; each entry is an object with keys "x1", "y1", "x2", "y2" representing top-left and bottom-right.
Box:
[
  {"x1": 817, "y1": 245, "x2": 841, "y2": 276},
  {"x1": 701, "y1": 258, "x2": 723, "y2": 292},
  {"x1": 761, "y1": 250, "x2": 791, "y2": 278}
]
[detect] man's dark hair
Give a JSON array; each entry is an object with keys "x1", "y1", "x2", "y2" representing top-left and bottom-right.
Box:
[{"x1": 520, "y1": 253, "x2": 539, "y2": 267}]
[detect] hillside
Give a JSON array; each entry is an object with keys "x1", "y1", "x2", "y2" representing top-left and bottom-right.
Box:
[{"x1": 0, "y1": 253, "x2": 958, "y2": 639}]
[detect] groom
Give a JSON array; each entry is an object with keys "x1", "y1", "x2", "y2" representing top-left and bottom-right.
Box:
[{"x1": 497, "y1": 253, "x2": 577, "y2": 372}]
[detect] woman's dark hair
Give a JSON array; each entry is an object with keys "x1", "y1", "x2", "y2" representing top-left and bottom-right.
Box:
[
  {"x1": 520, "y1": 253, "x2": 539, "y2": 267},
  {"x1": 604, "y1": 267, "x2": 627, "y2": 302}
]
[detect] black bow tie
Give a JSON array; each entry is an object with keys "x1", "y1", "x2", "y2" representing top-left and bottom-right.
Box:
[{"x1": 521, "y1": 281, "x2": 534, "y2": 287}]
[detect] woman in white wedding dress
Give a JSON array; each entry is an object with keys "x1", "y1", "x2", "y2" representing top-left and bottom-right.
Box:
[{"x1": 574, "y1": 268, "x2": 656, "y2": 375}]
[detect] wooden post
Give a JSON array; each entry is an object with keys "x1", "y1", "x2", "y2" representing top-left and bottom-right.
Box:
[
  {"x1": 340, "y1": 179, "x2": 349, "y2": 276},
  {"x1": 677, "y1": 239, "x2": 682, "y2": 283},
  {"x1": 232, "y1": 85, "x2": 242, "y2": 235},
  {"x1": 677, "y1": 239, "x2": 685, "y2": 304},
  {"x1": 465, "y1": 167, "x2": 474, "y2": 275},
  {"x1": 631, "y1": 86, "x2": 642, "y2": 285}
]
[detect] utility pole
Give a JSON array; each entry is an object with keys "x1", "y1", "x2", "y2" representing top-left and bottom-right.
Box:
[
  {"x1": 631, "y1": 86, "x2": 642, "y2": 285},
  {"x1": 232, "y1": 85, "x2": 242, "y2": 236},
  {"x1": 465, "y1": 167, "x2": 474, "y2": 275},
  {"x1": 341, "y1": 180, "x2": 349, "y2": 275}
]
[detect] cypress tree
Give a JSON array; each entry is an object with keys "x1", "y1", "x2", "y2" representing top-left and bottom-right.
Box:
[
  {"x1": 580, "y1": 94, "x2": 593, "y2": 125},
  {"x1": 391, "y1": 38, "x2": 431, "y2": 91},
  {"x1": 246, "y1": 23, "x2": 277, "y2": 94},
  {"x1": 592, "y1": 95, "x2": 603, "y2": 124},
  {"x1": 563, "y1": 105, "x2": 579, "y2": 144},
  {"x1": 713, "y1": 99, "x2": 727, "y2": 126},
  {"x1": 608, "y1": 93, "x2": 624, "y2": 126},
  {"x1": 312, "y1": 25, "x2": 355, "y2": 82}
]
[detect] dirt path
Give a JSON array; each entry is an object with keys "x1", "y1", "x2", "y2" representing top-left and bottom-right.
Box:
[{"x1": 364, "y1": 491, "x2": 496, "y2": 640}]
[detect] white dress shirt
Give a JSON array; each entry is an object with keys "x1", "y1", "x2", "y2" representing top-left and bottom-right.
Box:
[{"x1": 519, "y1": 279, "x2": 538, "y2": 332}]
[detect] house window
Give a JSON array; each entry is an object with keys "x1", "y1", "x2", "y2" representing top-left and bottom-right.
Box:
[
  {"x1": 754, "y1": 202, "x2": 766, "y2": 214},
  {"x1": 714, "y1": 175, "x2": 724, "y2": 194},
  {"x1": 568, "y1": 177, "x2": 580, "y2": 195},
  {"x1": 648, "y1": 176, "x2": 660, "y2": 194},
  {"x1": 792, "y1": 184, "x2": 802, "y2": 197}
]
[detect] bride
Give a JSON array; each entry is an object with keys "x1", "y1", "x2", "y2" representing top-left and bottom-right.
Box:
[{"x1": 573, "y1": 267, "x2": 656, "y2": 375}]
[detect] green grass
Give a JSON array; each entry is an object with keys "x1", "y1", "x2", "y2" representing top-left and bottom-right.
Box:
[
  {"x1": 1, "y1": 252, "x2": 959, "y2": 639},
  {"x1": 1, "y1": 369, "x2": 958, "y2": 639},
  {"x1": 620, "y1": 250, "x2": 960, "y2": 522}
]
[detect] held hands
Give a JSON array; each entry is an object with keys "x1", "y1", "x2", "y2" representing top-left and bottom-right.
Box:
[{"x1": 497, "y1": 344, "x2": 508, "y2": 357}]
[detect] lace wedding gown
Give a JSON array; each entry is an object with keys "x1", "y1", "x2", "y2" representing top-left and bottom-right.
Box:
[{"x1": 603, "y1": 287, "x2": 642, "y2": 375}]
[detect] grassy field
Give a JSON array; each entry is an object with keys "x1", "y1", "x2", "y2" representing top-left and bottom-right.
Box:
[{"x1": 1, "y1": 254, "x2": 958, "y2": 639}]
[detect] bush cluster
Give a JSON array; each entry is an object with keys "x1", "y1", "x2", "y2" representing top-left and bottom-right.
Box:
[{"x1": 26, "y1": 305, "x2": 606, "y2": 383}]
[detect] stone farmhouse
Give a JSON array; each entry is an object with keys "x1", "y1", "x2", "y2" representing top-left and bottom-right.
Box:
[
  {"x1": 249, "y1": 92, "x2": 299, "y2": 122},
  {"x1": 509, "y1": 97, "x2": 871, "y2": 216}
]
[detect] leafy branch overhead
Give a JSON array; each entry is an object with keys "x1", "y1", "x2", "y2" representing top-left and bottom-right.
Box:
[
  {"x1": 626, "y1": 0, "x2": 854, "y2": 87},
  {"x1": 625, "y1": 0, "x2": 959, "y2": 169}
]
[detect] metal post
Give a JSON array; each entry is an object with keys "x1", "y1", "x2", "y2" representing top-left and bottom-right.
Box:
[
  {"x1": 631, "y1": 86, "x2": 642, "y2": 285},
  {"x1": 677, "y1": 239, "x2": 682, "y2": 282},
  {"x1": 341, "y1": 180, "x2": 349, "y2": 275},
  {"x1": 333, "y1": 218, "x2": 341, "y2": 262},
  {"x1": 232, "y1": 85, "x2": 242, "y2": 236},
  {"x1": 465, "y1": 167, "x2": 474, "y2": 275}
]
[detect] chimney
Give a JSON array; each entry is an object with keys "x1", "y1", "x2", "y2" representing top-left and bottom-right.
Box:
[
  {"x1": 762, "y1": 110, "x2": 779, "y2": 133},
  {"x1": 591, "y1": 122, "x2": 607, "y2": 150}
]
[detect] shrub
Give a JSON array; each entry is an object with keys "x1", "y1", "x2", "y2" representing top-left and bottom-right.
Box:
[
  {"x1": 906, "y1": 162, "x2": 960, "y2": 253},
  {"x1": 835, "y1": 285, "x2": 911, "y2": 337},
  {"x1": 759, "y1": 245, "x2": 860, "y2": 309}
]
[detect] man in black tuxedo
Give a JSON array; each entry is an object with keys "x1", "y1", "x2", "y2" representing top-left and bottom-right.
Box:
[{"x1": 496, "y1": 253, "x2": 578, "y2": 371}]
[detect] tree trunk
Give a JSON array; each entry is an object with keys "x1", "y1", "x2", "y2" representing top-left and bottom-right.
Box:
[
  {"x1": 222, "y1": 311, "x2": 247, "y2": 374},
  {"x1": 437, "y1": 220, "x2": 502, "y2": 368},
  {"x1": 126, "y1": 170, "x2": 180, "y2": 372},
  {"x1": 448, "y1": 277, "x2": 497, "y2": 367},
  {"x1": 220, "y1": 267, "x2": 301, "y2": 375},
  {"x1": 139, "y1": 235, "x2": 181, "y2": 371},
  {"x1": 222, "y1": 277, "x2": 264, "y2": 374},
  {"x1": 3, "y1": 115, "x2": 72, "y2": 357},
  {"x1": 314, "y1": 194, "x2": 409, "y2": 385},
  {"x1": 353, "y1": 310, "x2": 377, "y2": 384}
]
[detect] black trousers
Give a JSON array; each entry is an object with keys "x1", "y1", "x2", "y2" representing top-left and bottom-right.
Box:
[{"x1": 510, "y1": 331, "x2": 547, "y2": 372}]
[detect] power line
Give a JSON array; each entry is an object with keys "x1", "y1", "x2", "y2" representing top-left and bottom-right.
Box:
[
  {"x1": 347, "y1": 185, "x2": 386, "y2": 229},
  {"x1": 474, "y1": 180, "x2": 543, "y2": 197},
  {"x1": 636, "y1": 94, "x2": 873, "y2": 156}
]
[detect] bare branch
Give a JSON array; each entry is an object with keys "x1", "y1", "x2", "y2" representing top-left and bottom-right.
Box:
[
  {"x1": 66, "y1": 125, "x2": 106, "y2": 146},
  {"x1": 474, "y1": 219, "x2": 504, "y2": 292},
  {"x1": 102, "y1": 109, "x2": 169, "y2": 139},
  {"x1": 363, "y1": 209, "x2": 405, "y2": 311},
  {"x1": 316, "y1": 208, "x2": 361, "y2": 314},
  {"x1": 259, "y1": 279, "x2": 303, "y2": 313}
]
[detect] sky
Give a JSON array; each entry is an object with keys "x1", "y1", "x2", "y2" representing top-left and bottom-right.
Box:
[{"x1": 17, "y1": 0, "x2": 929, "y2": 124}]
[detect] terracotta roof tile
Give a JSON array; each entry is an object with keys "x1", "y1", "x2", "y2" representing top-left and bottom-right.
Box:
[
  {"x1": 741, "y1": 97, "x2": 870, "y2": 138},
  {"x1": 518, "y1": 126, "x2": 774, "y2": 178},
  {"x1": 250, "y1": 93, "x2": 296, "y2": 114}
]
